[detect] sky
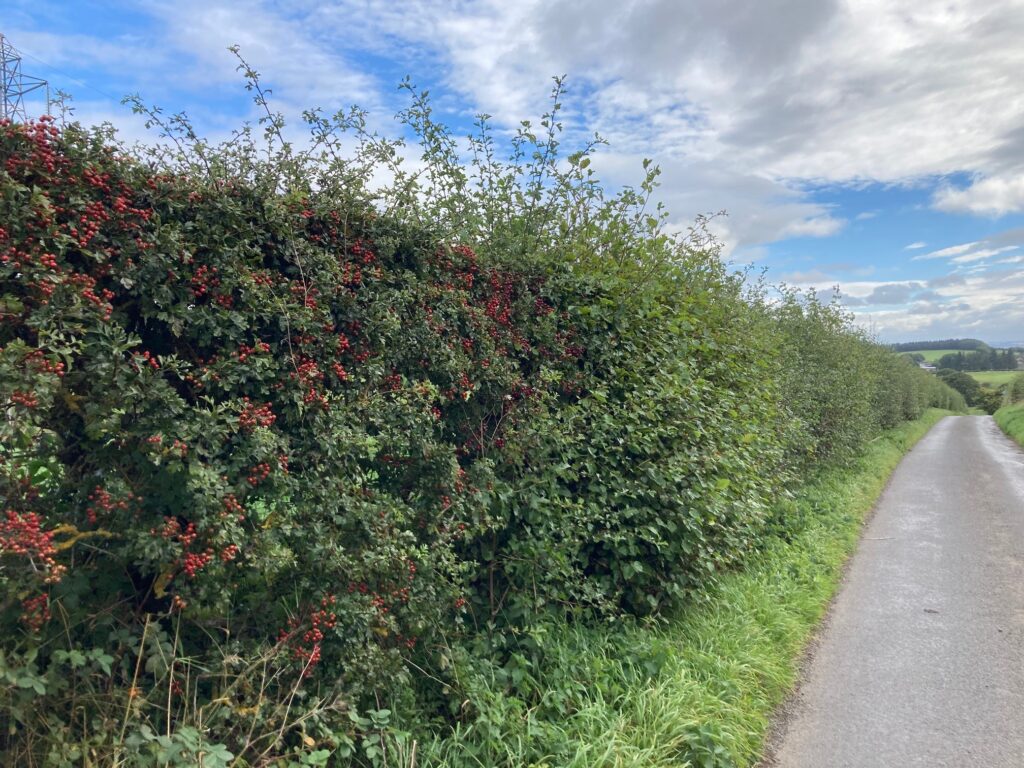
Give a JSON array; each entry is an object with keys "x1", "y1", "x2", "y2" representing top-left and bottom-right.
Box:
[{"x1": 3, "y1": 0, "x2": 1024, "y2": 344}]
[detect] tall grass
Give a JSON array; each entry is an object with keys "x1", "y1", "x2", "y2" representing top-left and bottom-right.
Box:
[{"x1": 995, "y1": 404, "x2": 1024, "y2": 448}]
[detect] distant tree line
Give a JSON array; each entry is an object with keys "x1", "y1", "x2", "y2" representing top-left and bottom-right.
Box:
[
  {"x1": 936, "y1": 348, "x2": 1020, "y2": 371},
  {"x1": 891, "y1": 338, "x2": 988, "y2": 352}
]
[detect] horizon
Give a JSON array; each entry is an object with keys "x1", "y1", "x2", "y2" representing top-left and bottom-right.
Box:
[{"x1": 4, "y1": 0, "x2": 1024, "y2": 343}]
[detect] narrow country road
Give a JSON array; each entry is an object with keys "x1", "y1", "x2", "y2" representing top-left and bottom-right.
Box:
[{"x1": 764, "y1": 415, "x2": 1024, "y2": 768}]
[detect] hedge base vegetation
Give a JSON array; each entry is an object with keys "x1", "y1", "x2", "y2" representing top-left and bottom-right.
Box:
[
  {"x1": 416, "y1": 408, "x2": 952, "y2": 766},
  {"x1": 0, "y1": 69, "x2": 965, "y2": 767},
  {"x1": 994, "y1": 373, "x2": 1024, "y2": 448}
]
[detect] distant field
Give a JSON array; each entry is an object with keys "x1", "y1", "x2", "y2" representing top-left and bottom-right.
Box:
[
  {"x1": 900, "y1": 349, "x2": 965, "y2": 362},
  {"x1": 968, "y1": 371, "x2": 1020, "y2": 387}
]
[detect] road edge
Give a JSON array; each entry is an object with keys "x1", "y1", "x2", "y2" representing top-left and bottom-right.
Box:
[{"x1": 755, "y1": 409, "x2": 953, "y2": 767}]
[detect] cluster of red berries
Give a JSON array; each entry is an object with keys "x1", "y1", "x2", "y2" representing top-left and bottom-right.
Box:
[
  {"x1": 109, "y1": 195, "x2": 149, "y2": 220},
  {"x1": 68, "y1": 214, "x2": 103, "y2": 249},
  {"x1": 239, "y1": 398, "x2": 276, "y2": 431},
  {"x1": 62, "y1": 270, "x2": 116, "y2": 319},
  {"x1": 340, "y1": 262, "x2": 364, "y2": 288},
  {"x1": 222, "y1": 494, "x2": 245, "y2": 521},
  {"x1": 235, "y1": 341, "x2": 270, "y2": 362},
  {"x1": 182, "y1": 549, "x2": 214, "y2": 578},
  {"x1": 80, "y1": 162, "x2": 111, "y2": 191},
  {"x1": 349, "y1": 239, "x2": 377, "y2": 266},
  {"x1": 369, "y1": 594, "x2": 389, "y2": 614},
  {"x1": 280, "y1": 595, "x2": 338, "y2": 676},
  {"x1": 86, "y1": 486, "x2": 134, "y2": 524},
  {"x1": 290, "y1": 282, "x2": 320, "y2": 310},
  {"x1": 21, "y1": 593, "x2": 51, "y2": 632},
  {"x1": 247, "y1": 463, "x2": 272, "y2": 486},
  {"x1": 24, "y1": 350, "x2": 65, "y2": 377},
  {"x1": 303, "y1": 387, "x2": 328, "y2": 408},
  {"x1": 483, "y1": 270, "x2": 517, "y2": 327},
  {"x1": 190, "y1": 264, "x2": 221, "y2": 299},
  {"x1": 219, "y1": 544, "x2": 239, "y2": 562},
  {"x1": 25, "y1": 117, "x2": 60, "y2": 174},
  {"x1": 0, "y1": 509, "x2": 65, "y2": 584},
  {"x1": 9, "y1": 390, "x2": 39, "y2": 408},
  {"x1": 249, "y1": 270, "x2": 277, "y2": 287},
  {"x1": 292, "y1": 357, "x2": 323, "y2": 386},
  {"x1": 154, "y1": 517, "x2": 199, "y2": 548}
]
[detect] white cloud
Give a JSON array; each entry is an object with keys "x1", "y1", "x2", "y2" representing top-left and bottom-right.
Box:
[
  {"x1": 933, "y1": 173, "x2": 1024, "y2": 216},
  {"x1": 914, "y1": 242, "x2": 978, "y2": 261},
  {"x1": 949, "y1": 246, "x2": 1018, "y2": 264},
  {"x1": 850, "y1": 267, "x2": 1024, "y2": 341},
  {"x1": 779, "y1": 215, "x2": 847, "y2": 239},
  {"x1": 904, "y1": 241, "x2": 927, "y2": 250},
  {"x1": 304, "y1": 0, "x2": 1024, "y2": 245}
]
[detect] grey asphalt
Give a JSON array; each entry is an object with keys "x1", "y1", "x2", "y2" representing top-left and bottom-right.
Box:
[{"x1": 763, "y1": 415, "x2": 1024, "y2": 768}]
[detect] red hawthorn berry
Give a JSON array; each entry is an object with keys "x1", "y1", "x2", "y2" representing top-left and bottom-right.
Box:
[{"x1": 20, "y1": 593, "x2": 51, "y2": 632}]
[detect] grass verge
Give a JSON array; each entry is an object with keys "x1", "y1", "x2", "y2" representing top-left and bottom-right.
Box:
[
  {"x1": 417, "y1": 408, "x2": 952, "y2": 767},
  {"x1": 994, "y1": 402, "x2": 1024, "y2": 448}
]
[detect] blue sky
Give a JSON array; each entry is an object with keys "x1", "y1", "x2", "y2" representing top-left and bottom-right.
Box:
[{"x1": 4, "y1": 0, "x2": 1024, "y2": 343}]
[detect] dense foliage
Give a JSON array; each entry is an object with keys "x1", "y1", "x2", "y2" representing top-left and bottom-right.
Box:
[
  {"x1": 1, "y1": 90, "x2": 964, "y2": 768},
  {"x1": 933, "y1": 368, "x2": 1006, "y2": 413}
]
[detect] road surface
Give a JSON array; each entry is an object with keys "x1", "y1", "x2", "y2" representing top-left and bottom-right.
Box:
[{"x1": 763, "y1": 415, "x2": 1024, "y2": 768}]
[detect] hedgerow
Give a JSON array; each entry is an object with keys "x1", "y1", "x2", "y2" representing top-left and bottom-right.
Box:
[{"x1": 1, "y1": 69, "x2": 964, "y2": 766}]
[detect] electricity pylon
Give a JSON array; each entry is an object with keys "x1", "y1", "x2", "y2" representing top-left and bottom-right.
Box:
[{"x1": 1, "y1": 33, "x2": 50, "y2": 122}]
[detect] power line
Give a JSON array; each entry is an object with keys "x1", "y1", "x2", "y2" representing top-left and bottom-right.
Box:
[{"x1": 15, "y1": 42, "x2": 123, "y2": 105}]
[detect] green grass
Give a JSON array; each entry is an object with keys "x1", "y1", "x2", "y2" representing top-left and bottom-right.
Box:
[
  {"x1": 967, "y1": 370, "x2": 1021, "y2": 388},
  {"x1": 900, "y1": 349, "x2": 962, "y2": 363},
  {"x1": 416, "y1": 409, "x2": 953, "y2": 767},
  {"x1": 994, "y1": 402, "x2": 1024, "y2": 448}
]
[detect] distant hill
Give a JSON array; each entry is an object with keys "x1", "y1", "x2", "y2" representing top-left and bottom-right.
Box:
[
  {"x1": 890, "y1": 338, "x2": 990, "y2": 352},
  {"x1": 891, "y1": 339, "x2": 1021, "y2": 372}
]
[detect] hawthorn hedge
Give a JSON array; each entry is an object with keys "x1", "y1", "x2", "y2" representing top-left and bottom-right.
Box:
[{"x1": 0, "y1": 116, "x2": 963, "y2": 765}]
